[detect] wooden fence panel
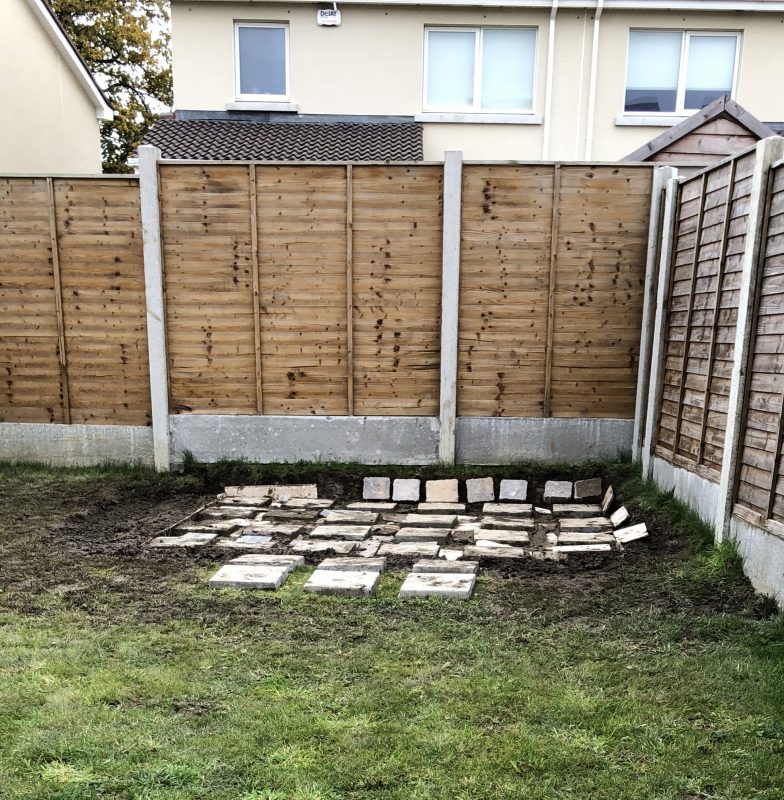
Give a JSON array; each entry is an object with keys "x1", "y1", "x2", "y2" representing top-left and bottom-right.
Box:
[
  {"x1": 457, "y1": 165, "x2": 552, "y2": 416},
  {"x1": 54, "y1": 178, "x2": 150, "y2": 425},
  {"x1": 736, "y1": 163, "x2": 784, "y2": 521},
  {"x1": 656, "y1": 150, "x2": 755, "y2": 477},
  {"x1": 551, "y1": 166, "x2": 652, "y2": 418},
  {"x1": 351, "y1": 165, "x2": 442, "y2": 415},
  {"x1": 0, "y1": 178, "x2": 64, "y2": 422},
  {"x1": 160, "y1": 164, "x2": 257, "y2": 414}
]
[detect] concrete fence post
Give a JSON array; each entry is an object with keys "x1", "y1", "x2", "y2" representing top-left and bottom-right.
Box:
[
  {"x1": 138, "y1": 145, "x2": 171, "y2": 472},
  {"x1": 715, "y1": 137, "x2": 784, "y2": 540},
  {"x1": 438, "y1": 149, "x2": 463, "y2": 465},
  {"x1": 641, "y1": 175, "x2": 681, "y2": 480},
  {"x1": 633, "y1": 165, "x2": 678, "y2": 461}
]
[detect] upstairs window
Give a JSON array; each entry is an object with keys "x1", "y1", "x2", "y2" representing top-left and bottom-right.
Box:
[
  {"x1": 624, "y1": 30, "x2": 739, "y2": 115},
  {"x1": 424, "y1": 27, "x2": 536, "y2": 112},
  {"x1": 235, "y1": 23, "x2": 289, "y2": 100}
]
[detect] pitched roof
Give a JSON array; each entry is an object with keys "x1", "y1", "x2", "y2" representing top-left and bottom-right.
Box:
[
  {"x1": 26, "y1": 0, "x2": 113, "y2": 121},
  {"x1": 623, "y1": 96, "x2": 776, "y2": 162},
  {"x1": 142, "y1": 118, "x2": 424, "y2": 161}
]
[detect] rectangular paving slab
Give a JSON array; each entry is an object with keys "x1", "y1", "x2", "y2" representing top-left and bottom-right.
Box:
[
  {"x1": 309, "y1": 525, "x2": 372, "y2": 541},
  {"x1": 543, "y1": 481, "x2": 573, "y2": 503},
  {"x1": 464, "y1": 544, "x2": 529, "y2": 559},
  {"x1": 290, "y1": 538, "x2": 358, "y2": 554},
  {"x1": 280, "y1": 498, "x2": 334, "y2": 509},
  {"x1": 557, "y1": 531, "x2": 615, "y2": 544},
  {"x1": 553, "y1": 543, "x2": 613, "y2": 553},
  {"x1": 394, "y1": 527, "x2": 451, "y2": 544},
  {"x1": 559, "y1": 517, "x2": 613, "y2": 533},
  {"x1": 214, "y1": 536, "x2": 274, "y2": 551},
  {"x1": 413, "y1": 559, "x2": 478, "y2": 574},
  {"x1": 476, "y1": 529, "x2": 530, "y2": 545},
  {"x1": 402, "y1": 513, "x2": 457, "y2": 528},
  {"x1": 399, "y1": 572, "x2": 476, "y2": 600},
  {"x1": 614, "y1": 523, "x2": 648, "y2": 543},
  {"x1": 224, "y1": 484, "x2": 318, "y2": 500},
  {"x1": 499, "y1": 479, "x2": 528, "y2": 501},
  {"x1": 481, "y1": 503, "x2": 533, "y2": 516},
  {"x1": 208, "y1": 564, "x2": 289, "y2": 590},
  {"x1": 230, "y1": 554, "x2": 304, "y2": 572},
  {"x1": 347, "y1": 501, "x2": 398, "y2": 512},
  {"x1": 481, "y1": 516, "x2": 535, "y2": 531},
  {"x1": 322, "y1": 510, "x2": 379, "y2": 525},
  {"x1": 552, "y1": 504, "x2": 604, "y2": 518},
  {"x1": 150, "y1": 532, "x2": 218, "y2": 547},
  {"x1": 263, "y1": 508, "x2": 322, "y2": 522},
  {"x1": 238, "y1": 522, "x2": 305, "y2": 537},
  {"x1": 377, "y1": 541, "x2": 441, "y2": 558},
  {"x1": 574, "y1": 478, "x2": 602, "y2": 501},
  {"x1": 317, "y1": 557, "x2": 386, "y2": 572},
  {"x1": 304, "y1": 568, "x2": 380, "y2": 597},
  {"x1": 417, "y1": 502, "x2": 465, "y2": 512},
  {"x1": 610, "y1": 506, "x2": 630, "y2": 528}
]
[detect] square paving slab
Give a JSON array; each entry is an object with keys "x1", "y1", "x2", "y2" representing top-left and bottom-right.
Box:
[
  {"x1": 363, "y1": 477, "x2": 391, "y2": 500},
  {"x1": 317, "y1": 557, "x2": 386, "y2": 572},
  {"x1": 392, "y1": 478, "x2": 420, "y2": 502},
  {"x1": 543, "y1": 481, "x2": 573, "y2": 503},
  {"x1": 290, "y1": 539, "x2": 358, "y2": 554},
  {"x1": 402, "y1": 513, "x2": 457, "y2": 528},
  {"x1": 499, "y1": 479, "x2": 528, "y2": 501},
  {"x1": 394, "y1": 527, "x2": 451, "y2": 544},
  {"x1": 614, "y1": 523, "x2": 648, "y2": 543},
  {"x1": 412, "y1": 559, "x2": 478, "y2": 574},
  {"x1": 425, "y1": 479, "x2": 459, "y2": 503},
  {"x1": 399, "y1": 572, "x2": 476, "y2": 600},
  {"x1": 304, "y1": 568, "x2": 380, "y2": 597},
  {"x1": 481, "y1": 503, "x2": 533, "y2": 516},
  {"x1": 466, "y1": 477, "x2": 495, "y2": 503},
  {"x1": 208, "y1": 564, "x2": 289, "y2": 590},
  {"x1": 322, "y1": 510, "x2": 379, "y2": 525},
  {"x1": 309, "y1": 525, "x2": 372, "y2": 541},
  {"x1": 377, "y1": 541, "x2": 441, "y2": 558},
  {"x1": 574, "y1": 478, "x2": 602, "y2": 501}
]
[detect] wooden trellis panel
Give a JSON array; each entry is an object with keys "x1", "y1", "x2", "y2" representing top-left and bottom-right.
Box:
[{"x1": 735, "y1": 163, "x2": 784, "y2": 521}]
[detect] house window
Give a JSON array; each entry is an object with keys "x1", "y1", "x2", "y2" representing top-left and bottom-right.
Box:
[
  {"x1": 424, "y1": 27, "x2": 536, "y2": 112},
  {"x1": 624, "y1": 30, "x2": 739, "y2": 114},
  {"x1": 235, "y1": 23, "x2": 289, "y2": 100}
]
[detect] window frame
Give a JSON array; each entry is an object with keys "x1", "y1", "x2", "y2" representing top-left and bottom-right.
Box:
[
  {"x1": 234, "y1": 21, "x2": 291, "y2": 102},
  {"x1": 422, "y1": 26, "x2": 538, "y2": 115},
  {"x1": 623, "y1": 29, "x2": 741, "y2": 117}
]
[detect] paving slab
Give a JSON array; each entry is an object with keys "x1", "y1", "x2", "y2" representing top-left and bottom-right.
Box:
[
  {"x1": 208, "y1": 564, "x2": 289, "y2": 590},
  {"x1": 224, "y1": 484, "x2": 318, "y2": 501},
  {"x1": 402, "y1": 513, "x2": 457, "y2": 528},
  {"x1": 215, "y1": 497, "x2": 271, "y2": 508},
  {"x1": 481, "y1": 516, "x2": 535, "y2": 531},
  {"x1": 417, "y1": 502, "x2": 465, "y2": 512},
  {"x1": 425, "y1": 479, "x2": 459, "y2": 503},
  {"x1": 377, "y1": 541, "x2": 441, "y2": 558},
  {"x1": 201, "y1": 507, "x2": 257, "y2": 519},
  {"x1": 318, "y1": 557, "x2": 386, "y2": 572},
  {"x1": 464, "y1": 544, "x2": 529, "y2": 559},
  {"x1": 553, "y1": 543, "x2": 613, "y2": 553},
  {"x1": 438, "y1": 548, "x2": 464, "y2": 560},
  {"x1": 552, "y1": 503, "x2": 604, "y2": 518},
  {"x1": 322, "y1": 510, "x2": 379, "y2": 525},
  {"x1": 557, "y1": 532, "x2": 615, "y2": 544},
  {"x1": 559, "y1": 516, "x2": 613, "y2": 532},
  {"x1": 466, "y1": 477, "x2": 495, "y2": 503},
  {"x1": 149, "y1": 532, "x2": 219, "y2": 548},
  {"x1": 356, "y1": 540, "x2": 381, "y2": 557},
  {"x1": 363, "y1": 477, "x2": 391, "y2": 500},
  {"x1": 229, "y1": 553, "x2": 304, "y2": 572},
  {"x1": 304, "y1": 568, "x2": 380, "y2": 597},
  {"x1": 610, "y1": 506, "x2": 630, "y2": 528},
  {"x1": 392, "y1": 478, "x2": 421, "y2": 502},
  {"x1": 347, "y1": 501, "x2": 398, "y2": 512},
  {"x1": 239, "y1": 522, "x2": 305, "y2": 537},
  {"x1": 481, "y1": 503, "x2": 533, "y2": 517},
  {"x1": 176, "y1": 523, "x2": 235, "y2": 534},
  {"x1": 601, "y1": 485, "x2": 615, "y2": 515},
  {"x1": 290, "y1": 539, "x2": 358, "y2": 554},
  {"x1": 535, "y1": 506, "x2": 552, "y2": 515},
  {"x1": 215, "y1": 535, "x2": 274, "y2": 550},
  {"x1": 413, "y1": 559, "x2": 478, "y2": 574},
  {"x1": 614, "y1": 523, "x2": 648, "y2": 543},
  {"x1": 476, "y1": 529, "x2": 530, "y2": 545},
  {"x1": 310, "y1": 525, "x2": 372, "y2": 541},
  {"x1": 573, "y1": 477, "x2": 602, "y2": 501},
  {"x1": 394, "y1": 527, "x2": 451, "y2": 544},
  {"x1": 543, "y1": 481, "x2": 573, "y2": 503},
  {"x1": 399, "y1": 572, "x2": 476, "y2": 600},
  {"x1": 499, "y1": 479, "x2": 528, "y2": 502},
  {"x1": 263, "y1": 508, "x2": 322, "y2": 522},
  {"x1": 280, "y1": 498, "x2": 334, "y2": 509}
]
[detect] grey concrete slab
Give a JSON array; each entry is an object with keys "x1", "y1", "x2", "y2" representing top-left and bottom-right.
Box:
[
  {"x1": 476, "y1": 529, "x2": 530, "y2": 545},
  {"x1": 263, "y1": 509, "x2": 322, "y2": 522},
  {"x1": 463, "y1": 544, "x2": 529, "y2": 559},
  {"x1": 466, "y1": 477, "x2": 494, "y2": 503},
  {"x1": 201, "y1": 507, "x2": 257, "y2": 519},
  {"x1": 230, "y1": 553, "x2": 304, "y2": 572},
  {"x1": 574, "y1": 478, "x2": 602, "y2": 501},
  {"x1": 417, "y1": 502, "x2": 465, "y2": 512},
  {"x1": 413, "y1": 559, "x2": 478, "y2": 574},
  {"x1": 402, "y1": 513, "x2": 457, "y2": 528},
  {"x1": 613, "y1": 523, "x2": 648, "y2": 543},
  {"x1": 304, "y1": 568, "x2": 380, "y2": 597},
  {"x1": 208, "y1": 564, "x2": 289, "y2": 590},
  {"x1": 610, "y1": 507, "x2": 630, "y2": 528},
  {"x1": 394, "y1": 527, "x2": 451, "y2": 544},
  {"x1": 309, "y1": 525, "x2": 372, "y2": 541},
  {"x1": 290, "y1": 539, "x2": 358, "y2": 554},
  {"x1": 149, "y1": 532, "x2": 218, "y2": 547},
  {"x1": 438, "y1": 548, "x2": 465, "y2": 560},
  {"x1": 601, "y1": 485, "x2": 615, "y2": 515},
  {"x1": 392, "y1": 478, "x2": 421, "y2": 502},
  {"x1": 363, "y1": 477, "x2": 391, "y2": 500},
  {"x1": 552, "y1": 504, "x2": 604, "y2": 518},
  {"x1": 559, "y1": 517, "x2": 613, "y2": 533},
  {"x1": 318, "y1": 557, "x2": 386, "y2": 572},
  {"x1": 214, "y1": 535, "x2": 274, "y2": 550},
  {"x1": 399, "y1": 572, "x2": 476, "y2": 600},
  {"x1": 481, "y1": 503, "x2": 533, "y2": 516},
  {"x1": 322, "y1": 510, "x2": 379, "y2": 525},
  {"x1": 543, "y1": 481, "x2": 573, "y2": 503},
  {"x1": 553, "y1": 544, "x2": 613, "y2": 553},
  {"x1": 239, "y1": 522, "x2": 304, "y2": 537},
  {"x1": 377, "y1": 541, "x2": 441, "y2": 558},
  {"x1": 281, "y1": 498, "x2": 334, "y2": 509},
  {"x1": 425, "y1": 479, "x2": 459, "y2": 503},
  {"x1": 480, "y1": 516, "x2": 535, "y2": 531},
  {"x1": 347, "y1": 501, "x2": 397, "y2": 512},
  {"x1": 356, "y1": 540, "x2": 381, "y2": 557},
  {"x1": 499, "y1": 479, "x2": 528, "y2": 501},
  {"x1": 557, "y1": 532, "x2": 615, "y2": 544},
  {"x1": 225, "y1": 484, "x2": 318, "y2": 500}
]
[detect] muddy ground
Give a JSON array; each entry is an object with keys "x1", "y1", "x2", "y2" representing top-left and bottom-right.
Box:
[{"x1": 0, "y1": 462, "x2": 769, "y2": 625}]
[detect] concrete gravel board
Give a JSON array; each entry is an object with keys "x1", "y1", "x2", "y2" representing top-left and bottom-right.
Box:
[
  {"x1": 304, "y1": 568, "x2": 380, "y2": 597},
  {"x1": 399, "y1": 572, "x2": 476, "y2": 600}
]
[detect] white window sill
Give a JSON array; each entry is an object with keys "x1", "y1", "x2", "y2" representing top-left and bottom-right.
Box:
[
  {"x1": 227, "y1": 101, "x2": 299, "y2": 112},
  {"x1": 415, "y1": 112, "x2": 543, "y2": 125},
  {"x1": 615, "y1": 115, "x2": 688, "y2": 127}
]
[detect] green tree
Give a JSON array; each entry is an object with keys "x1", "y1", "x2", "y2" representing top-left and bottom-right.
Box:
[{"x1": 51, "y1": 0, "x2": 172, "y2": 173}]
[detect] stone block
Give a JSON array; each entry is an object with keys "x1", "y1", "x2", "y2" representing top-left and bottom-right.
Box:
[
  {"x1": 318, "y1": 557, "x2": 386, "y2": 572},
  {"x1": 438, "y1": 548, "x2": 464, "y2": 560},
  {"x1": 614, "y1": 523, "x2": 648, "y2": 544},
  {"x1": 413, "y1": 559, "x2": 478, "y2": 574},
  {"x1": 322, "y1": 510, "x2": 379, "y2": 525},
  {"x1": 481, "y1": 503, "x2": 533, "y2": 516},
  {"x1": 417, "y1": 502, "x2": 465, "y2": 512},
  {"x1": 466, "y1": 477, "x2": 495, "y2": 503},
  {"x1": 464, "y1": 544, "x2": 529, "y2": 559},
  {"x1": 377, "y1": 541, "x2": 441, "y2": 558},
  {"x1": 394, "y1": 527, "x2": 451, "y2": 544},
  {"x1": 149, "y1": 532, "x2": 217, "y2": 547},
  {"x1": 573, "y1": 478, "x2": 602, "y2": 501},
  {"x1": 290, "y1": 539, "x2": 358, "y2": 554},
  {"x1": 224, "y1": 484, "x2": 318, "y2": 501},
  {"x1": 552, "y1": 504, "x2": 604, "y2": 518},
  {"x1": 304, "y1": 568, "x2": 380, "y2": 597},
  {"x1": 392, "y1": 479, "x2": 421, "y2": 502},
  {"x1": 610, "y1": 506, "x2": 630, "y2": 528},
  {"x1": 399, "y1": 572, "x2": 476, "y2": 600},
  {"x1": 230, "y1": 553, "x2": 304, "y2": 572},
  {"x1": 425, "y1": 479, "x2": 459, "y2": 503},
  {"x1": 363, "y1": 477, "x2": 391, "y2": 500},
  {"x1": 309, "y1": 525, "x2": 372, "y2": 541},
  {"x1": 499, "y1": 479, "x2": 528, "y2": 502},
  {"x1": 476, "y1": 529, "x2": 530, "y2": 545},
  {"x1": 559, "y1": 517, "x2": 613, "y2": 533},
  {"x1": 481, "y1": 516, "x2": 535, "y2": 531},
  {"x1": 601, "y1": 485, "x2": 615, "y2": 515},
  {"x1": 208, "y1": 564, "x2": 289, "y2": 590},
  {"x1": 553, "y1": 543, "x2": 612, "y2": 553},
  {"x1": 543, "y1": 481, "x2": 573, "y2": 503},
  {"x1": 347, "y1": 501, "x2": 397, "y2": 512},
  {"x1": 402, "y1": 513, "x2": 457, "y2": 528}
]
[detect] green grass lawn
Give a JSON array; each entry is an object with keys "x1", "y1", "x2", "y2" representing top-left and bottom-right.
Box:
[{"x1": 0, "y1": 462, "x2": 783, "y2": 799}]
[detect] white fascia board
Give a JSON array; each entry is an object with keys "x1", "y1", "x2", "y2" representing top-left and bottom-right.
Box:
[{"x1": 25, "y1": 0, "x2": 114, "y2": 121}]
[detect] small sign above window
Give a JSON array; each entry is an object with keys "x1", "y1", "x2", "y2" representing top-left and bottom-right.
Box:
[{"x1": 317, "y1": 8, "x2": 341, "y2": 26}]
